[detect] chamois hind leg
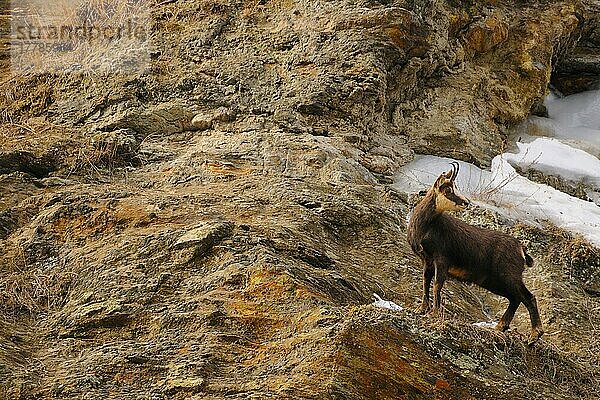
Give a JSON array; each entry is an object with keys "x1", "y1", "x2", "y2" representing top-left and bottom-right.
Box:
[
  {"x1": 418, "y1": 262, "x2": 434, "y2": 314},
  {"x1": 518, "y1": 284, "x2": 544, "y2": 343},
  {"x1": 428, "y1": 257, "x2": 448, "y2": 317},
  {"x1": 496, "y1": 297, "x2": 520, "y2": 332}
]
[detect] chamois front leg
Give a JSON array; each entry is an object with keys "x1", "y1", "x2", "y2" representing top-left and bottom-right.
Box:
[
  {"x1": 496, "y1": 298, "x2": 519, "y2": 332},
  {"x1": 417, "y1": 261, "x2": 434, "y2": 314},
  {"x1": 428, "y1": 257, "x2": 448, "y2": 317}
]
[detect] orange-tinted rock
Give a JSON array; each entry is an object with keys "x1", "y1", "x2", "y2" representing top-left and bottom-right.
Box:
[{"x1": 464, "y1": 13, "x2": 509, "y2": 54}]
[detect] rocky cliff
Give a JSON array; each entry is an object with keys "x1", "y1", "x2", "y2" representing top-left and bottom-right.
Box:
[{"x1": 1, "y1": 0, "x2": 599, "y2": 399}]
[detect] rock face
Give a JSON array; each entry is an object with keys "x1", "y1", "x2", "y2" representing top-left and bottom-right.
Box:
[
  {"x1": 0, "y1": 0, "x2": 599, "y2": 399},
  {"x1": 552, "y1": 1, "x2": 600, "y2": 94}
]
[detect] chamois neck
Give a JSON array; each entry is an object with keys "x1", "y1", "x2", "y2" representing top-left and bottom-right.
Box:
[{"x1": 413, "y1": 190, "x2": 443, "y2": 223}]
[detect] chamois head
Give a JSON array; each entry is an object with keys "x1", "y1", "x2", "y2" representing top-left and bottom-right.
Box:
[{"x1": 431, "y1": 162, "x2": 469, "y2": 212}]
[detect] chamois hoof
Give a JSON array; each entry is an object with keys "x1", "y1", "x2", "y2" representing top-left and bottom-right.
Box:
[
  {"x1": 495, "y1": 322, "x2": 509, "y2": 332},
  {"x1": 416, "y1": 304, "x2": 431, "y2": 315},
  {"x1": 426, "y1": 307, "x2": 442, "y2": 318},
  {"x1": 527, "y1": 327, "x2": 544, "y2": 345}
]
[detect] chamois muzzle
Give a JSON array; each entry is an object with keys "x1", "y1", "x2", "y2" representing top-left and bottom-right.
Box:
[{"x1": 456, "y1": 195, "x2": 470, "y2": 208}]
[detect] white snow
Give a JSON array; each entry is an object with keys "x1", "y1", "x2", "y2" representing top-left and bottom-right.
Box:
[
  {"x1": 517, "y1": 91, "x2": 600, "y2": 157},
  {"x1": 510, "y1": 90, "x2": 600, "y2": 195},
  {"x1": 502, "y1": 138, "x2": 600, "y2": 188},
  {"x1": 545, "y1": 90, "x2": 600, "y2": 130},
  {"x1": 372, "y1": 294, "x2": 403, "y2": 311},
  {"x1": 472, "y1": 321, "x2": 497, "y2": 328},
  {"x1": 522, "y1": 116, "x2": 600, "y2": 156}
]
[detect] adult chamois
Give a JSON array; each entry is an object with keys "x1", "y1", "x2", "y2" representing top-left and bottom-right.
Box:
[{"x1": 407, "y1": 162, "x2": 544, "y2": 344}]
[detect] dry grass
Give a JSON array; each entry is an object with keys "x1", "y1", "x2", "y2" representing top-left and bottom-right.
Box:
[
  {"x1": 0, "y1": 248, "x2": 75, "y2": 318},
  {"x1": 0, "y1": 119, "x2": 69, "y2": 151},
  {"x1": 10, "y1": 0, "x2": 153, "y2": 75}
]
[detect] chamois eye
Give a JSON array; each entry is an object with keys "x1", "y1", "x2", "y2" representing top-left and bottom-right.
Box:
[{"x1": 442, "y1": 185, "x2": 453, "y2": 194}]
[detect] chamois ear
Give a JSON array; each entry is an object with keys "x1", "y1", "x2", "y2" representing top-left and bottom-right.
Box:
[
  {"x1": 434, "y1": 174, "x2": 446, "y2": 189},
  {"x1": 434, "y1": 169, "x2": 453, "y2": 188}
]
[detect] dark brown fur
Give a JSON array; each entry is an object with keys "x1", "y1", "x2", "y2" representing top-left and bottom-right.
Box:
[{"x1": 407, "y1": 166, "x2": 544, "y2": 343}]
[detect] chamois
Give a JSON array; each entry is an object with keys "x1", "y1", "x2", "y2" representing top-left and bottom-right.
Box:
[{"x1": 407, "y1": 162, "x2": 544, "y2": 344}]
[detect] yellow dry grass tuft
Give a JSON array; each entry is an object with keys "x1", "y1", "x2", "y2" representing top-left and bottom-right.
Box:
[{"x1": 10, "y1": 0, "x2": 153, "y2": 75}]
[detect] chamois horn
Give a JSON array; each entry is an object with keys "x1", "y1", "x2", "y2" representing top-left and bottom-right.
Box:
[{"x1": 450, "y1": 161, "x2": 460, "y2": 181}]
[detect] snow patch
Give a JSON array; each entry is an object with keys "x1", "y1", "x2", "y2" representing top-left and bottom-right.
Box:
[
  {"x1": 372, "y1": 294, "x2": 403, "y2": 311},
  {"x1": 519, "y1": 91, "x2": 600, "y2": 157},
  {"x1": 503, "y1": 138, "x2": 600, "y2": 188},
  {"x1": 545, "y1": 90, "x2": 600, "y2": 130},
  {"x1": 472, "y1": 321, "x2": 497, "y2": 328},
  {"x1": 523, "y1": 116, "x2": 600, "y2": 156}
]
